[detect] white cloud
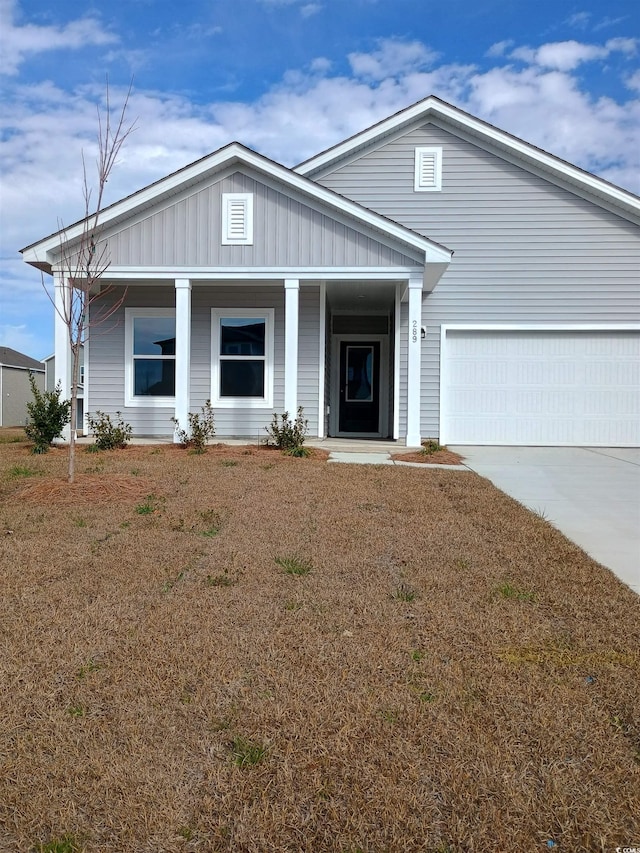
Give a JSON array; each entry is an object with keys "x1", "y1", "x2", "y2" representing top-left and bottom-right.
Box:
[
  {"x1": 348, "y1": 38, "x2": 439, "y2": 81},
  {"x1": 509, "y1": 37, "x2": 637, "y2": 71},
  {"x1": 310, "y1": 57, "x2": 332, "y2": 73},
  {"x1": 300, "y1": 4, "x2": 322, "y2": 18},
  {"x1": 566, "y1": 12, "x2": 591, "y2": 29},
  {"x1": 0, "y1": 0, "x2": 118, "y2": 76},
  {"x1": 486, "y1": 40, "x2": 513, "y2": 58},
  {"x1": 626, "y1": 70, "x2": 640, "y2": 93}
]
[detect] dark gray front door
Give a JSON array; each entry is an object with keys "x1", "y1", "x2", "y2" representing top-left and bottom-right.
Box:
[{"x1": 338, "y1": 341, "x2": 380, "y2": 434}]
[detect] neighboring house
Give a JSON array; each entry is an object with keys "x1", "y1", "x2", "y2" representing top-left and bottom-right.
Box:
[
  {"x1": 43, "y1": 346, "x2": 84, "y2": 432},
  {"x1": 0, "y1": 347, "x2": 45, "y2": 428},
  {"x1": 20, "y1": 96, "x2": 640, "y2": 447}
]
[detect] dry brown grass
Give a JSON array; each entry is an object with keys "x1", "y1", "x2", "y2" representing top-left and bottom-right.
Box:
[{"x1": 1, "y1": 430, "x2": 639, "y2": 852}]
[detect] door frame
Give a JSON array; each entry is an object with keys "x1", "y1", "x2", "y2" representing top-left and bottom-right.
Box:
[{"x1": 330, "y1": 333, "x2": 389, "y2": 438}]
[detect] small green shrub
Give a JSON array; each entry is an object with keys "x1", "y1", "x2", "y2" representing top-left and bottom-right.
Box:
[
  {"x1": 275, "y1": 555, "x2": 313, "y2": 576},
  {"x1": 172, "y1": 400, "x2": 215, "y2": 453},
  {"x1": 24, "y1": 371, "x2": 70, "y2": 453},
  {"x1": 86, "y1": 411, "x2": 132, "y2": 450},
  {"x1": 420, "y1": 438, "x2": 445, "y2": 455},
  {"x1": 265, "y1": 406, "x2": 308, "y2": 451}
]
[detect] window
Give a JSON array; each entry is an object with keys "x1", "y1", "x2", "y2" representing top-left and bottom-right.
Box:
[
  {"x1": 125, "y1": 309, "x2": 176, "y2": 406},
  {"x1": 414, "y1": 147, "x2": 442, "y2": 191},
  {"x1": 211, "y1": 309, "x2": 274, "y2": 407},
  {"x1": 222, "y1": 193, "x2": 253, "y2": 245}
]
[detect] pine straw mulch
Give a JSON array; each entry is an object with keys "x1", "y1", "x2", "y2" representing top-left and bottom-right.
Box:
[
  {"x1": 0, "y1": 439, "x2": 639, "y2": 853},
  {"x1": 392, "y1": 448, "x2": 465, "y2": 465}
]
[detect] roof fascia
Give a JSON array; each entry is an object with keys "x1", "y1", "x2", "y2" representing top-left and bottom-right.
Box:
[{"x1": 295, "y1": 96, "x2": 640, "y2": 222}]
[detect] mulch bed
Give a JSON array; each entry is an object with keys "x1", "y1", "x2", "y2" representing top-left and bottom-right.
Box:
[{"x1": 392, "y1": 448, "x2": 465, "y2": 465}]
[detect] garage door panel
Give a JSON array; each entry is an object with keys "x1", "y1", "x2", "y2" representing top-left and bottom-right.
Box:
[{"x1": 442, "y1": 330, "x2": 640, "y2": 446}]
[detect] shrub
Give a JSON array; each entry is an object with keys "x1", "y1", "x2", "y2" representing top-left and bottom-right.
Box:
[
  {"x1": 24, "y1": 371, "x2": 71, "y2": 453},
  {"x1": 86, "y1": 411, "x2": 132, "y2": 450},
  {"x1": 172, "y1": 400, "x2": 216, "y2": 453},
  {"x1": 420, "y1": 438, "x2": 445, "y2": 455},
  {"x1": 265, "y1": 406, "x2": 308, "y2": 450}
]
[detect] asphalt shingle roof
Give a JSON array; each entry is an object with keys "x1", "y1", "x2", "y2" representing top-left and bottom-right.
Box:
[{"x1": 0, "y1": 347, "x2": 45, "y2": 370}]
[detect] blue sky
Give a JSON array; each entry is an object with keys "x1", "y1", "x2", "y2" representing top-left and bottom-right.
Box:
[{"x1": 1, "y1": 0, "x2": 639, "y2": 359}]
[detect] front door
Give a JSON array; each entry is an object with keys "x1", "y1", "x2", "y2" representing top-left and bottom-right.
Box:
[{"x1": 338, "y1": 341, "x2": 380, "y2": 434}]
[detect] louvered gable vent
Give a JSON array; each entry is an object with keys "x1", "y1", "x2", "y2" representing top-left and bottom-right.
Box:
[
  {"x1": 222, "y1": 193, "x2": 253, "y2": 244},
  {"x1": 414, "y1": 147, "x2": 442, "y2": 192}
]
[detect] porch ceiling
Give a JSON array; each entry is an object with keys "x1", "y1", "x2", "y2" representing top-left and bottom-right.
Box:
[{"x1": 326, "y1": 281, "x2": 397, "y2": 311}]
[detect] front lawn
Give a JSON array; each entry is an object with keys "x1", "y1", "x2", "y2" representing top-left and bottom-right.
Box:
[{"x1": 0, "y1": 433, "x2": 638, "y2": 852}]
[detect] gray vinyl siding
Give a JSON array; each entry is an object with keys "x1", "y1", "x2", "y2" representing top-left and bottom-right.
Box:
[
  {"x1": 105, "y1": 170, "x2": 419, "y2": 269},
  {"x1": 1, "y1": 366, "x2": 43, "y2": 427},
  {"x1": 315, "y1": 122, "x2": 640, "y2": 437},
  {"x1": 88, "y1": 286, "x2": 175, "y2": 436},
  {"x1": 88, "y1": 283, "x2": 321, "y2": 438}
]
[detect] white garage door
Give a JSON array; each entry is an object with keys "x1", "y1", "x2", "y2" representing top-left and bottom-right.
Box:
[{"x1": 441, "y1": 328, "x2": 640, "y2": 446}]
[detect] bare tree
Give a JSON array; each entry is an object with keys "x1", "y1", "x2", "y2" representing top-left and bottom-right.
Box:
[{"x1": 48, "y1": 81, "x2": 135, "y2": 483}]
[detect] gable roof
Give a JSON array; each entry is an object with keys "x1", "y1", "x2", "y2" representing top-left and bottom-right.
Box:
[
  {"x1": 295, "y1": 95, "x2": 640, "y2": 223},
  {"x1": 20, "y1": 142, "x2": 452, "y2": 274},
  {"x1": 0, "y1": 347, "x2": 44, "y2": 371}
]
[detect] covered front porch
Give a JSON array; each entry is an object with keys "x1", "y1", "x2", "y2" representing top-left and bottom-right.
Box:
[{"x1": 52, "y1": 270, "x2": 433, "y2": 445}]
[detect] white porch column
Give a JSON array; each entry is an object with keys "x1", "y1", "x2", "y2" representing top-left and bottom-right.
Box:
[
  {"x1": 406, "y1": 275, "x2": 423, "y2": 447},
  {"x1": 54, "y1": 271, "x2": 72, "y2": 441},
  {"x1": 173, "y1": 279, "x2": 192, "y2": 442},
  {"x1": 284, "y1": 279, "x2": 299, "y2": 416}
]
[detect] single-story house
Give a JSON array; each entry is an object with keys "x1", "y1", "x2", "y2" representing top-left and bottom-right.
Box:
[
  {"x1": 43, "y1": 346, "x2": 85, "y2": 431},
  {"x1": 20, "y1": 96, "x2": 640, "y2": 446},
  {"x1": 0, "y1": 347, "x2": 45, "y2": 428}
]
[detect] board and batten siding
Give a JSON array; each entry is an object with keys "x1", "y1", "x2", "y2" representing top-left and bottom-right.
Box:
[
  {"x1": 88, "y1": 283, "x2": 321, "y2": 438},
  {"x1": 103, "y1": 170, "x2": 419, "y2": 270},
  {"x1": 313, "y1": 122, "x2": 640, "y2": 437}
]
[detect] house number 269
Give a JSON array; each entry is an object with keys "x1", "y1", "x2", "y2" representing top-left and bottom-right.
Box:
[{"x1": 411, "y1": 320, "x2": 418, "y2": 344}]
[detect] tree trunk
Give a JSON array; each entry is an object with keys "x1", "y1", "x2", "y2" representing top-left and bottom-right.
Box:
[{"x1": 68, "y1": 342, "x2": 79, "y2": 484}]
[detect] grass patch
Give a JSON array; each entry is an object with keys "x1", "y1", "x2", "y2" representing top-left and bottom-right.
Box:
[
  {"x1": 205, "y1": 570, "x2": 236, "y2": 587},
  {"x1": 9, "y1": 465, "x2": 37, "y2": 478},
  {"x1": 230, "y1": 735, "x2": 269, "y2": 767},
  {"x1": 393, "y1": 582, "x2": 416, "y2": 602},
  {"x1": 275, "y1": 555, "x2": 313, "y2": 575},
  {"x1": 495, "y1": 580, "x2": 536, "y2": 602},
  {"x1": 135, "y1": 494, "x2": 161, "y2": 515},
  {"x1": 0, "y1": 441, "x2": 638, "y2": 851},
  {"x1": 34, "y1": 834, "x2": 82, "y2": 853}
]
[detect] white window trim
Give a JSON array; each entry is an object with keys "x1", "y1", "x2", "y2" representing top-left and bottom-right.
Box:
[
  {"x1": 211, "y1": 308, "x2": 274, "y2": 408},
  {"x1": 221, "y1": 193, "x2": 253, "y2": 245},
  {"x1": 125, "y1": 308, "x2": 176, "y2": 407},
  {"x1": 414, "y1": 147, "x2": 442, "y2": 192}
]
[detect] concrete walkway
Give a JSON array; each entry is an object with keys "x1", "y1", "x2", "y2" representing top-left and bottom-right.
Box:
[
  {"x1": 450, "y1": 447, "x2": 640, "y2": 595},
  {"x1": 327, "y1": 450, "x2": 466, "y2": 469}
]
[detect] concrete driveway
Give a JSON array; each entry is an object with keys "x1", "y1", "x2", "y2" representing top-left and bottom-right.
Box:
[{"x1": 450, "y1": 447, "x2": 640, "y2": 595}]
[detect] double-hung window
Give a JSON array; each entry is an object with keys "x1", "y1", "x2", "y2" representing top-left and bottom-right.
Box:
[
  {"x1": 125, "y1": 308, "x2": 176, "y2": 406},
  {"x1": 211, "y1": 309, "x2": 274, "y2": 408}
]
